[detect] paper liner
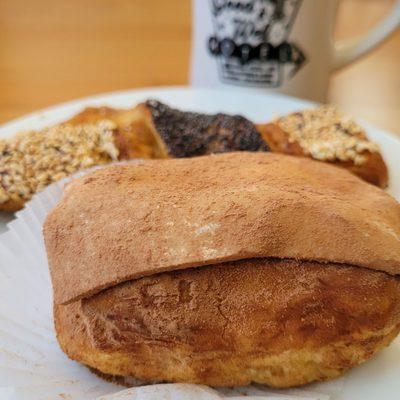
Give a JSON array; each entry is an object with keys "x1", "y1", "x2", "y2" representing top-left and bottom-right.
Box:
[{"x1": 0, "y1": 167, "x2": 346, "y2": 399}]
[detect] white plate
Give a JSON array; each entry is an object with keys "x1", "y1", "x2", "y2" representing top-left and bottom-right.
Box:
[{"x1": 0, "y1": 87, "x2": 400, "y2": 400}]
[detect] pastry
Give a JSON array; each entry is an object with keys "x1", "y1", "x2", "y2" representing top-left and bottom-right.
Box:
[
  {"x1": 256, "y1": 105, "x2": 388, "y2": 187},
  {"x1": 44, "y1": 152, "x2": 400, "y2": 388},
  {"x1": 138, "y1": 100, "x2": 268, "y2": 157},
  {"x1": 68, "y1": 100, "x2": 269, "y2": 158},
  {"x1": 0, "y1": 121, "x2": 119, "y2": 212}
]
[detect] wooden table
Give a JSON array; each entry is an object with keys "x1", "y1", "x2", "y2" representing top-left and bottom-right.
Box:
[{"x1": 0, "y1": 0, "x2": 399, "y2": 135}]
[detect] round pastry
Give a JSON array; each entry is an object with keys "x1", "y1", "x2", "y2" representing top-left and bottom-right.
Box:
[{"x1": 44, "y1": 152, "x2": 400, "y2": 388}]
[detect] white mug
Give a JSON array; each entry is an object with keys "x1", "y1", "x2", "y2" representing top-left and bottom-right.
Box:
[{"x1": 190, "y1": 0, "x2": 400, "y2": 101}]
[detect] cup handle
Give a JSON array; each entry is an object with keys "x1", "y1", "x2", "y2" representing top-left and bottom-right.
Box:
[{"x1": 332, "y1": 0, "x2": 400, "y2": 71}]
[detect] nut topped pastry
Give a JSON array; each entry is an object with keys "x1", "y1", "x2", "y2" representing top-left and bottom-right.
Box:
[
  {"x1": 0, "y1": 121, "x2": 119, "y2": 211},
  {"x1": 257, "y1": 105, "x2": 388, "y2": 187},
  {"x1": 276, "y1": 105, "x2": 378, "y2": 164}
]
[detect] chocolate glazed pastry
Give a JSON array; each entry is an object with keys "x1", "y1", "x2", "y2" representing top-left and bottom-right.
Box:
[
  {"x1": 45, "y1": 152, "x2": 400, "y2": 388},
  {"x1": 144, "y1": 100, "x2": 269, "y2": 157}
]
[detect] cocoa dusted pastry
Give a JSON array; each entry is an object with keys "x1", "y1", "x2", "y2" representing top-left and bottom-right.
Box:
[
  {"x1": 44, "y1": 152, "x2": 400, "y2": 388},
  {"x1": 257, "y1": 105, "x2": 388, "y2": 187}
]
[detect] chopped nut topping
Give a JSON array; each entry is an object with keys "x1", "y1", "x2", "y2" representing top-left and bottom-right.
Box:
[
  {"x1": 0, "y1": 121, "x2": 119, "y2": 205},
  {"x1": 276, "y1": 105, "x2": 380, "y2": 165}
]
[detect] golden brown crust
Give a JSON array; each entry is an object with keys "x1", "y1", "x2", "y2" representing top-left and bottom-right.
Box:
[
  {"x1": 55, "y1": 258, "x2": 400, "y2": 387},
  {"x1": 44, "y1": 152, "x2": 400, "y2": 305},
  {"x1": 0, "y1": 198, "x2": 25, "y2": 212},
  {"x1": 257, "y1": 122, "x2": 389, "y2": 188},
  {"x1": 66, "y1": 106, "x2": 168, "y2": 160}
]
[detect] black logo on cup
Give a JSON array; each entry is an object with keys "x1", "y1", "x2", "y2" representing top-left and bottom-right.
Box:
[{"x1": 208, "y1": 0, "x2": 306, "y2": 87}]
